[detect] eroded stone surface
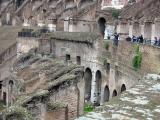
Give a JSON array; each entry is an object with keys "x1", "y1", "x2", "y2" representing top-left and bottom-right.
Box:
[{"x1": 77, "y1": 75, "x2": 160, "y2": 120}]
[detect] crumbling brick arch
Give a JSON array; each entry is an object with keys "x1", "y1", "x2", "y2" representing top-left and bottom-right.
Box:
[
  {"x1": 9, "y1": 80, "x2": 14, "y2": 93},
  {"x1": 16, "y1": 0, "x2": 24, "y2": 8},
  {"x1": 84, "y1": 67, "x2": 92, "y2": 102},
  {"x1": 112, "y1": 89, "x2": 117, "y2": 97},
  {"x1": 98, "y1": 17, "x2": 106, "y2": 37},
  {"x1": 104, "y1": 85, "x2": 110, "y2": 102},
  {"x1": 95, "y1": 70, "x2": 102, "y2": 106},
  {"x1": 121, "y1": 84, "x2": 126, "y2": 93}
]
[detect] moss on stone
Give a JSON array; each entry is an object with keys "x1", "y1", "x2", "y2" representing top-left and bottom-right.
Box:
[
  {"x1": 47, "y1": 101, "x2": 67, "y2": 111},
  {"x1": 0, "y1": 101, "x2": 6, "y2": 112},
  {"x1": 48, "y1": 74, "x2": 76, "y2": 90},
  {"x1": 3, "y1": 106, "x2": 33, "y2": 120}
]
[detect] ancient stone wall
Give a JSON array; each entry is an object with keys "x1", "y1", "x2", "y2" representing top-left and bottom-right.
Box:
[
  {"x1": 45, "y1": 108, "x2": 67, "y2": 120},
  {"x1": 17, "y1": 37, "x2": 39, "y2": 57},
  {"x1": 0, "y1": 43, "x2": 17, "y2": 80},
  {"x1": 50, "y1": 85, "x2": 81, "y2": 120}
]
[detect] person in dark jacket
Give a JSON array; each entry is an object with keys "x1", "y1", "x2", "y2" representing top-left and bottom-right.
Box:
[
  {"x1": 139, "y1": 35, "x2": 144, "y2": 43},
  {"x1": 114, "y1": 33, "x2": 119, "y2": 46},
  {"x1": 154, "y1": 37, "x2": 158, "y2": 46}
]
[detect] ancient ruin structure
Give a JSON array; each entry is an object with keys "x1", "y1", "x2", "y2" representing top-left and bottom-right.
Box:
[
  {"x1": 0, "y1": 0, "x2": 159, "y2": 120},
  {"x1": 102, "y1": 0, "x2": 128, "y2": 9},
  {"x1": 117, "y1": 0, "x2": 160, "y2": 42}
]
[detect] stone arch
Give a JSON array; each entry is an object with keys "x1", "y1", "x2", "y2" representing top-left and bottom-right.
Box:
[
  {"x1": 9, "y1": 80, "x2": 14, "y2": 94},
  {"x1": 98, "y1": 17, "x2": 106, "y2": 37},
  {"x1": 84, "y1": 68, "x2": 92, "y2": 102},
  {"x1": 16, "y1": 0, "x2": 24, "y2": 8},
  {"x1": 112, "y1": 89, "x2": 117, "y2": 97},
  {"x1": 104, "y1": 85, "x2": 110, "y2": 102},
  {"x1": 121, "y1": 84, "x2": 126, "y2": 93},
  {"x1": 95, "y1": 70, "x2": 102, "y2": 105}
]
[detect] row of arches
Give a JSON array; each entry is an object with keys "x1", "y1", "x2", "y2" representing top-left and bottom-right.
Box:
[
  {"x1": 103, "y1": 84, "x2": 126, "y2": 103},
  {"x1": 84, "y1": 67, "x2": 126, "y2": 105},
  {"x1": 84, "y1": 68, "x2": 102, "y2": 105}
]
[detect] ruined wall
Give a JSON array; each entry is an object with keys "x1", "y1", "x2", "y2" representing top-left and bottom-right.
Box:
[
  {"x1": 17, "y1": 37, "x2": 39, "y2": 57},
  {"x1": 50, "y1": 85, "x2": 81, "y2": 120},
  {"x1": 105, "y1": 40, "x2": 160, "y2": 82},
  {"x1": 45, "y1": 108, "x2": 67, "y2": 120},
  {"x1": 0, "y1": 43, "x2": 17, "y2": 80}
]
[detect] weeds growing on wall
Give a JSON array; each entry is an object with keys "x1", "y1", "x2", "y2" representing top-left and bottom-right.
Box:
[
  {"x1": 84, "y1": 103, "x2": 94, "y2": 113},
  {"x1": 111, "y1": 9, "x2": 120, "y2": 19},
  {"x1": 132, "y1": 45, "x2": 142, "y2": 70},
  {"x1": 104, "y1": 41, "x2": 109, "y2": 50}
]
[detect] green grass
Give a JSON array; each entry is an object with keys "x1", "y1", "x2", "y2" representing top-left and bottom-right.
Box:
[
  {"x1": 0, "y1": 100, "x2": 6, "y2": 111},
  {"x1": 84, "y1": 103, "x2": 94, "y2": 113}
]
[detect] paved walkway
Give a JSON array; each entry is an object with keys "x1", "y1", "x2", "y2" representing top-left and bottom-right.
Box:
[{"x1": 76, "y1": 74, "x2": 160, "y2": 120}]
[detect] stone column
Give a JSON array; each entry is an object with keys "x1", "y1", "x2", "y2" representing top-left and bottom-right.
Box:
[
  {"x1": 151, "y1": 23, "x2": 155, "y2": 41},
  {"x1": 91, "y1": 71, "x2": 96, "y2": 103},
  {"x1": 133, "y1": 22, "x2": 140, "y2": 36},
  {"x1": 140, "y1": 23, "x2": 145, "y2": 37},
  {"x1": 64, "y1": 17, "x2": 69, "y2": 31},
  {"x1": 129, "y1": 23, "x2": 133, "y2": 37},
  {"x1": 154, "y1": 18, "x2": 160, "y2": 38},
  {"x1": 117, "y1": 21, "x2": 129, "y2": 34},
  {"x1": 144, "y1": 21, "x2": 152, "y2": 40}
]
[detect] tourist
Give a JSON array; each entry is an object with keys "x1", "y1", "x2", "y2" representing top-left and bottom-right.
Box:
[
  {"x1": 139, "y1": 35, "x2": 144, "y2": 43},
  {"x1": 114, "y1": 33, "x2": 119, "y2": 46},
  {"x1": 158, "y1": 37, "x2": 160, "y2": 46},
  {"x1": 154, "y1": 37, "x2": 158, "y2": 46},
  {"x1": 132, "y1": 35, "x2": 137, "y2": 42}
]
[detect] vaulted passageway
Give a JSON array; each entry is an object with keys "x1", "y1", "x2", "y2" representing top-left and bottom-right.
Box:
[
  {"x1": 98, "y1": 17, "x2": 106, "y2": 37},
  {"x1": 95, "y1": 70, "x2": 102, "y2": 105},
  {"x1": 84, "y1": 68, "x2": 92, "y2": 102},
  {"x1": 104, "y1": 85, "x2": 110, "y2": 102}
]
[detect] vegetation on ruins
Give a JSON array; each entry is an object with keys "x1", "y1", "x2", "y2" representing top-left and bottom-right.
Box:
[
  {"x1": 3, "y1": 106, "x2": 33, "y2": 120},
  {"x1": 104, "y1": 41, "x2": 110, "y2": 50},
  {"x1": 84, "y1": 103, "x2": 94, "y2": 113},
  {"x1": 111, "y1": 9, "x2": 120, "y2": 19},
  {"x1": 132, "y1": 45, "x2": 142, "y2": 70},
  {"x1": 0, "y1": 101, "x2": 6, "y2": 111},
  {"x1": 47, "y1": 102, "x2": 67, "y2": 111}
]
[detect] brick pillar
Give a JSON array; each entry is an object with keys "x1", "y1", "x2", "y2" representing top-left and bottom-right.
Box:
[
  {"x1": 91, "y1": 71, "x2": 96, "y2": 103},
  {"x1": 151, "y1": 23, "x2": 155, "y2": 41},
  {"x1": 129, "y1": 23, "x2": 133, "y2": 37},
  {"x1": 154, "y1": 18, "x2": 160, "y2": 39},
  {"x1": 140, "y1": 23, "x2": 145, "y2": 37}
]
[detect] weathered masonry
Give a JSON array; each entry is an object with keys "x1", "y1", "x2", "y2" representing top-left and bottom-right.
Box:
[
  {"x1": 38, "y1": 32, "x2": 139, "y2": 106},
  {"x1": 117, "y1": 0, "x2": 160, "y2": 42}
]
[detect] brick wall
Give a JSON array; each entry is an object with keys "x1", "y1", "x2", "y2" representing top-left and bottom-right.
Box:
[
  {"x1": 45, "y1": 108, "x2": 67, "y2": 120},
  {"x1": 50, "y1": 85, "x2": 80, "y2": 120},
  {"x1": 107, "y1": 40, "x2": 160, "y2": 76}
]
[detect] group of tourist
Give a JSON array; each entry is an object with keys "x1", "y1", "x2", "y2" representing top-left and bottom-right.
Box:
[
  {"x1": 128, "y1": 35, "x2": 160, "y2": 47},
  {"x1": 131, "y1": 35, "x2": 144, "y2": 43},
  {"x1": 153, "y1": 37, "x2": 160, "y2": 46},
  {"x1": 111, "y1": 33, "x2": 160, "y2": 47}
]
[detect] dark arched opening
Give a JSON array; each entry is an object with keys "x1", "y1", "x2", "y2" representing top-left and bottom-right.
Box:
[
  {"x1": 95, "y1": 70, "x2": 102, "y2": 106},
  {"x1": 121, "y1": 84, "x2": 126, "y2": 93},
  {"x1": 16, "y1": 0, "x2": 24, "y2": 8},
  {"x1": 9, "y1": 80, "x2": 14, "y2": 94},
  {"x1": 104, "y1": 85, "x2": 110, "y2": 102},
  {"x1": 98, "y1": 17, "x2": 106, "y2": 37},
  {"x1": 112, "y1": 90, "x2": 117, "y2": 97},
  {"x1": 84, "y1": 68, "x2": 92, "y2": 102}
]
